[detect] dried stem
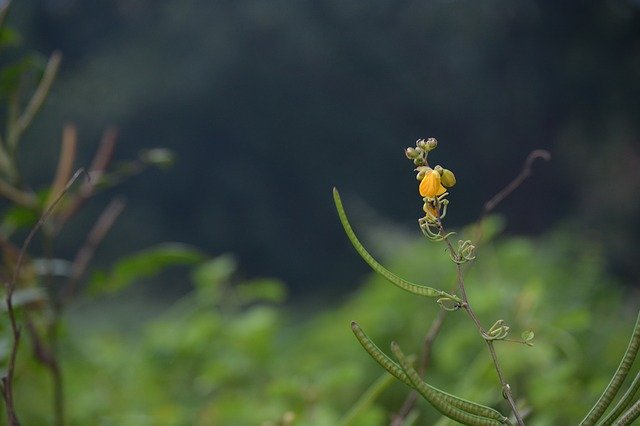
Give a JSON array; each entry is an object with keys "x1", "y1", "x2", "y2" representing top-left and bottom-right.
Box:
[
  {"x1": 7, "y1": 51, "x2": 62, "y2": 151},
  {"x1": 1, "y1": 169, "x2": 84, "y2": 425},
  {"x1": 58, "y1": 126, "x2": 118, "y2": 227},
  {"x1": 483, "y1": 150, "x2": 550, "y2": 215},
  {"x1": 46, "y1": 125, "x2": 77, "y2": 210},
  {"x1": 0, "y1": 179, "x2": 37, "y2": 208},
  {"x1": 62, "y1": 197, "x2": 126, "y2": 304}
]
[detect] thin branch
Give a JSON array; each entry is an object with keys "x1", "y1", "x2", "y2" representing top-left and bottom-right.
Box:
[
  {"x1": 45, "y1": 124, "x2": 77, "y2": 210},
  {"x1": 0, "y1": 179, "x2": 37, "y2": 208},
  {"x1": 61, "y1": 197, "x2": 126, "y2": 304},
  {"x1": 8, "y1": 51, "x2": 62, "y2": 150},
  {"x1": 1, "y1": 168, "x2": 84, "y2": 426},
  {"x1": 483, "y1": 150, "x2": 550, "y2": 215},
  {"x1": 58, "y1": 126, "x2": 118, "y2": 227},
  {"x1": 440, "y1": 227, "x2": 525, "y2": 425}
]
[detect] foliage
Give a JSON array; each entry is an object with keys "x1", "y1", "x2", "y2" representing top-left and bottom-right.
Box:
[{"x1": 7, "y1": 225, "x2": 637, "y2": 425}]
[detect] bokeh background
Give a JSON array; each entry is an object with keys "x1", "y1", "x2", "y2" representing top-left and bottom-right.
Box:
[
  {"x1": 7, "y1": 0, "x2": 640, "y2": 300},
  {"x1": 2, "y1": 1, "x2": 640, "y2": 425}
]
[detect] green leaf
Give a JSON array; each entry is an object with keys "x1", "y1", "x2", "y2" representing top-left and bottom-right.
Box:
[
  {"x1": 89, "y1": 243, "x2": 206, "y2": 294},
  {"x1": 192, "y1": 254, "x2": 237, "y2": 302},
  {"x1": 236, "y1": 278, "x2": 287, "y2": 304},
  {"x1": 333, "y1": 188, "x2": 459, "y2": 302},
  {"x1": 1, "y1": 204, "x2": 39, "y2": 233}
]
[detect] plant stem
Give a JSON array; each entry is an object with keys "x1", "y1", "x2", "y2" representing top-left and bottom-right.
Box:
[{"x1": 441, "y1": 225, "x2": 525, "y2": 426}]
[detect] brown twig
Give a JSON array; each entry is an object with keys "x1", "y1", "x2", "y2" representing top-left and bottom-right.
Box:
[
  {"x1": 472, "y1": 149, "x2": 550, "y2": 247},
  {"x1": 483, "y1": 150, "x2": 550, "y2": 215},
  {"x1": 58, "y1": 127, "x2": 118, "y2": 228},
  {"x1": 61, "y1": 197, "x2": 126, "y2": 304},
  {"x1": 1, "y1": 169, "x2": 84, "y2": 426},
  {"x1": 7, "y1": 51, "x2": 62, "y2": 151},
  {"x1": 46, "y1": 125, "x2": 77, "y2": 210}
]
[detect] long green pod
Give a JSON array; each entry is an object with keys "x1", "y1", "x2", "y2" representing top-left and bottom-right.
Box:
[
  {"x1": 333, "y1": 188, "x2": 460, "y2": 302},
  {"x1": 600, "y1": 370, "x2": 640, "y2": 425},
  {"x1": 391, "y1": 342, "x2": 508, "y2": 426},
  {"x1": 351, "y1": 322, "x2": 509, "y2": 424},
  {"x1": 351, "y1": 321, "x2": 413, "y2": 387},
  {"x1": 581, "y1": 310, "x2": 640, "y2": 425},
  {"x1": 615, "y1": 399, "x2": 640, "y2": 425}
]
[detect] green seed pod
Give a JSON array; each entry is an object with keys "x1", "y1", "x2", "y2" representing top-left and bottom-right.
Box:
[{"x1": 441, "y1": 169, "x2": 456, "y2": 187}]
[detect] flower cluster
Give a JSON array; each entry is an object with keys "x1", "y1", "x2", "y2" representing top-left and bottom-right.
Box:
[{"x1": 405, "y1": 138, "x2": 456, "y2": 239}]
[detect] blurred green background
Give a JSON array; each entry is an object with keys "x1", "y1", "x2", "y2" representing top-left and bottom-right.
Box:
[{"x1": 1, "y1": 1, "x2": 640, "y2": 424}]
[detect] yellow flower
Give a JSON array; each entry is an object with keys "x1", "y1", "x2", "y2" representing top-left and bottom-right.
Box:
[{"x1": 419, "y1": 169, "x2": 447, "y2": 198}]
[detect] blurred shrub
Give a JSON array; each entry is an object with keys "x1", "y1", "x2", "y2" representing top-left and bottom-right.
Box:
[{"x1": 12, "y1": 221, "x2": 636, "y2": 425}]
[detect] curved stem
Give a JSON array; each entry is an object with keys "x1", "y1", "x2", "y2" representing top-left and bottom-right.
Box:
[{"x1": 441, "y1": 224, "x2": 525, "y2": 426}]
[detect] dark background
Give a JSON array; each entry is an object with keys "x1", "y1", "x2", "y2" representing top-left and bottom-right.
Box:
[{"x1": 6, "y1": 0, "x2": 640, "y2": 299}]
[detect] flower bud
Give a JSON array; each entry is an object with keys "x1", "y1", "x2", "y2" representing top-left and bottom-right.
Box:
[
  {"x1": 413, "y1": 158, "x2": 425, "y2": 166},
  {"x1": 441, "y1": 169, "x2": 456, "y2": 187},
  {"x1": 405, "y1": 147, "x2": 417, "y2": 159},
  {"x1": 416, "y1": 138, "x2": 427, "y2": 150},
  {"x1": 425, "y1": 137, "x2": 438, "y2": 151},
  {"x1": 434, "y1": 165, "x2": 444, "y2": 175}
]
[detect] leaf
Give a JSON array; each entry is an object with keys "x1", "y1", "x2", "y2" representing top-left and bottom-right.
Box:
[
  {"x1": 521, "y1": 330, "x2": 534, "y2": 346},
  {"x1": 235, "y1": 278, "x2": 287, "y2": 304},
  {"x1": 333, "y1": 188, "x2": 459, "y2": 302},
  {"x1": 89, "y1": 243, "x2": 206, "y2": 294}
]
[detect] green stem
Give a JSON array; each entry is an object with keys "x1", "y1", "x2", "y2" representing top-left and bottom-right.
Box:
[{"x1": 441, "y1": 225, "x2": 525, "y2": 426}]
